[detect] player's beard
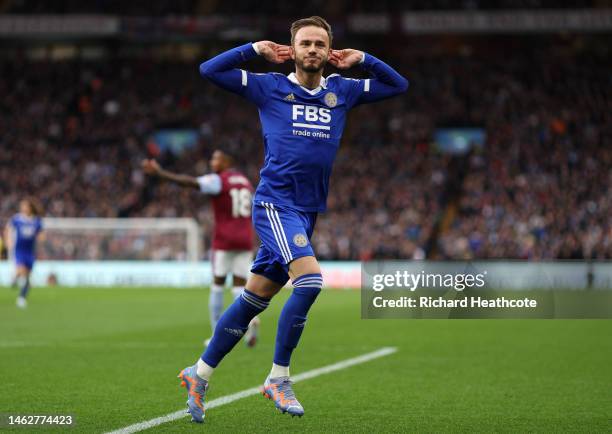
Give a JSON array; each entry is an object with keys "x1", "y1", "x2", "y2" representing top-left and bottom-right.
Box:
[{"x1": 296, "y1": 55, "x2": 326, "y2": 73}]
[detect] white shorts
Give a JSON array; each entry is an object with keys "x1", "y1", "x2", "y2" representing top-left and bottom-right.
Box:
[{"x1": 211, "y1": 250, "x2": 253, "y2": 279}]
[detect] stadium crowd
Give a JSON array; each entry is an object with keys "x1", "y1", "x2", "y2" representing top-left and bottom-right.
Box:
[
  {"x1": 435, "y1": 55, "x2": 611, "y2": 260},
  {"x1": 4, "y1": 0, "x2": 602, "y2": 15},
  {"x1": 1, "y1": 40, "x2": 609, "y2": 260}
]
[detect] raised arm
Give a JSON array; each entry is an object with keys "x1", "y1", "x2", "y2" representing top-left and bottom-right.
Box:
[
  {"x1": 141, "y1": 159, "x2": 222, "y2": 195},
  {"x1": 329, "y1": 49, "x2": 409, "y2": 107},
  {"x1": 141, "y1": 159, "x2": 199, "y2": 189},
  {"x1": 199, "y1": 42, "x2": 290, "y2": 105}
]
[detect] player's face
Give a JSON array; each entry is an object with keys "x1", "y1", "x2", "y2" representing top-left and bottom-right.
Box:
[
  {"x1": 210, "y1": 151, "x2": 225, "y2": 173},
  {"x1": 19, "y1": 200, "x2": 32, "y2": 216},
  {"x1": 291, "y1": 26, "x2": 330, "y2": 73}
]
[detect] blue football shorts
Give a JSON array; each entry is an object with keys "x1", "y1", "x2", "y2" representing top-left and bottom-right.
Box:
[
  {"x1": 250, "y1": 201, "x2": 318, "y2": 285},
  {"x1": 15, "y1": 253, "x2": 35, "y2": 270}
]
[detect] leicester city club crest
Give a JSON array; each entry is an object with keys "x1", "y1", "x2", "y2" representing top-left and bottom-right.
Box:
[
  {"x1": 293, "y1": 233, "x2": 309, "y2": 247},
  {"x1": 324, "y1": 92, "x2": 337, "y2": 108}
]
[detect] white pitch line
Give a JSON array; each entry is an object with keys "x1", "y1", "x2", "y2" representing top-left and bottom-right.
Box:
[{"x1": 105, "y1": 347, "x2": 398, "y2": 434}]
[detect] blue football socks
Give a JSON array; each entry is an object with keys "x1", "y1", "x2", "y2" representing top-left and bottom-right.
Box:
[
  {"x1": 17, "y1": 275, "x2": 30, "y2": 298},
  {"x1": 202, "y1": 289, "x2": 270, "y2": 367},
  {"x1": 273, "y1": 273, "x2": 323, "y2": 367}
]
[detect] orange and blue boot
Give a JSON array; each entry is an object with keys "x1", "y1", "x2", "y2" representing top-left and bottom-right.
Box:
[
  {"x1": 178, "y1": 365, "x2": 208, "y2": 423},
  {"x1": 261, "y1": 376, "x2": 304, "y2": 417}
]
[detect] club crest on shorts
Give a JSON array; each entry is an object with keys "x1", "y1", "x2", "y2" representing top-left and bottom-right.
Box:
[
  {"x1": 324, "y1": 92, "x2": 337, "y2": 108},
  {"x1": 293, "y1": 233, "x2": 308, "y2": 247}
]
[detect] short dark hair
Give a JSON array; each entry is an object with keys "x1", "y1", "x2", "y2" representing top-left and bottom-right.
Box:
[
  {"x1": 214, "y1": 149, "x2": 236, "y2": 164},
  {"x1": 23, "y1": 197, "x2": 44, "y2": 216},
  {"x1": 290, "y1": 16, "x2": 332, "y2": 47}
]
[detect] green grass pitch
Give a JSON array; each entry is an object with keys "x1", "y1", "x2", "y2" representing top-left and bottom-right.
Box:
[{"x1": 1, "y1": 287, "x2": 610, "y2": 433}]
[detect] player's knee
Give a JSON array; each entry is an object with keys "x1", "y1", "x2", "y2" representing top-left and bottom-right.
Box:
[
  {"x1": 213, "y1": 276, "x2": 226, "y2": 286},
  {"x1": 245, "y1": 274, "x2": 285, "y2": 299},
  {"x1": 289, "y1": 255, "x2": 321, "y2": 277},
  {"x1": 233, "y1": 275, "x2": 247, "y2": 287},
  {"x1": 251, "y1": 286, "x2": 282, "y2": 299},
  {"x1": 16, "y1": 275, "x2": 28, "y2": 287}
]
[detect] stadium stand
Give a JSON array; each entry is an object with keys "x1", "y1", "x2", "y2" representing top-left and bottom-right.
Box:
[{"x1": 0, "y1": 14, "x2": 609, "y2": 261}]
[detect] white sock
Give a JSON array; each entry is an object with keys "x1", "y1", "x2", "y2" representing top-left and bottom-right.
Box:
[
  {"x1": 196, "y1": 358, "x2": 214, "y2": 381},
  {"x1": 16, "y1": 275, "x2": 27, "y2": 287},
  {"x1": 231, "y1": 286, "x2": 243, "y2": 299},
  {"x1": 270, "y1": 363, "x2": 290, "y2": 379},
  {"x1": 209, "y1": 284, "x2": 224, "y2": 332},
  {"x1": 211, "y1": 283, "x2": 224, "y2": 294}
]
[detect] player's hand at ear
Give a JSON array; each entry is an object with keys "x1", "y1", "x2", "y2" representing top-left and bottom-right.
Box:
[
  {"x1": 255, "y1": 41, "x2": 291, "y2": 64},
  {"x1": 141, "y1": 159, "x2": 161, "y2": 176},
  {"x1": 329, "y1": 49, "x2": 364, "y2": 69}
]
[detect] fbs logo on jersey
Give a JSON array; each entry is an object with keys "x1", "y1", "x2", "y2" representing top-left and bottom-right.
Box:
[
  {"x1": 324, "y1": 92, "x2": 337, "y2": 108},
  {"x1": 284, "y1": 93, "x2": 296, "y2": 102},
  {"x1": 292, "y1": 105, "x2": 331, "y2": 124},
  {"x1": 293, "y1": 233, "x2": 308, "y2": 247}
]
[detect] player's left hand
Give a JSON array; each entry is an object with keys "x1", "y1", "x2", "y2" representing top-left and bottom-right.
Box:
[
  {"x1": 141, "y1": 159, "x2": 161, "y2": 176},
  {"x1": 328, "y1": 49, "x2": 364, "y2": 69}
]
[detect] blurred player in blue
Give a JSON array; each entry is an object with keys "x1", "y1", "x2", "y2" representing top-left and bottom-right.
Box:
[
  {"x1": 4, "y1": 198, "x2": 44, "y2": 308},
  {"x1": 179, "y1": 16, "x2": 408, "y2": 422}
]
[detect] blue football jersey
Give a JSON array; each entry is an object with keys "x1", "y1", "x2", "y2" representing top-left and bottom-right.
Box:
[
  {"x1": 10, "y1": 213, "x2": 42, "y2": 256},
  {"x1": 200, "y1": 43, "x2": 408, "y2": 212}
]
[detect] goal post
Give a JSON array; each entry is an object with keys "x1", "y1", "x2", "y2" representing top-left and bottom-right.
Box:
[{"x1": 40, "y1": 218, "x2": 202, "y2": 262}]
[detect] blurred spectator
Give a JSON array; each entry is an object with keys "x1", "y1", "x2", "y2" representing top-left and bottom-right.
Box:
[{"x1": 0, "y1": 41, "x2": 609, "y2": 260}]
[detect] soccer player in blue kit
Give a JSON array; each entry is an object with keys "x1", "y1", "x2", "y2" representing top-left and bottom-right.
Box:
[
  {"x1": 179, "y1": 16, "x2": 408, "y2": 422},
  {"x1": 4, "y1": 198, "x2": 44, "y2": 308}
]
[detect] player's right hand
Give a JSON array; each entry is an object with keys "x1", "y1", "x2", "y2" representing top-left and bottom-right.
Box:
[
  {"x1": 141, "y1": 159, "x2": 161, "y2": 176},
  {"x1": 255, "y1": 41, "x2": 291, "y2": 64}
]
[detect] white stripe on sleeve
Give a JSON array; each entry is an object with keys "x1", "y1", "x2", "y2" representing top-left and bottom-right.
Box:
[{"x1": 196, "y1": 174, "x2": 222, "y2": 195}]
